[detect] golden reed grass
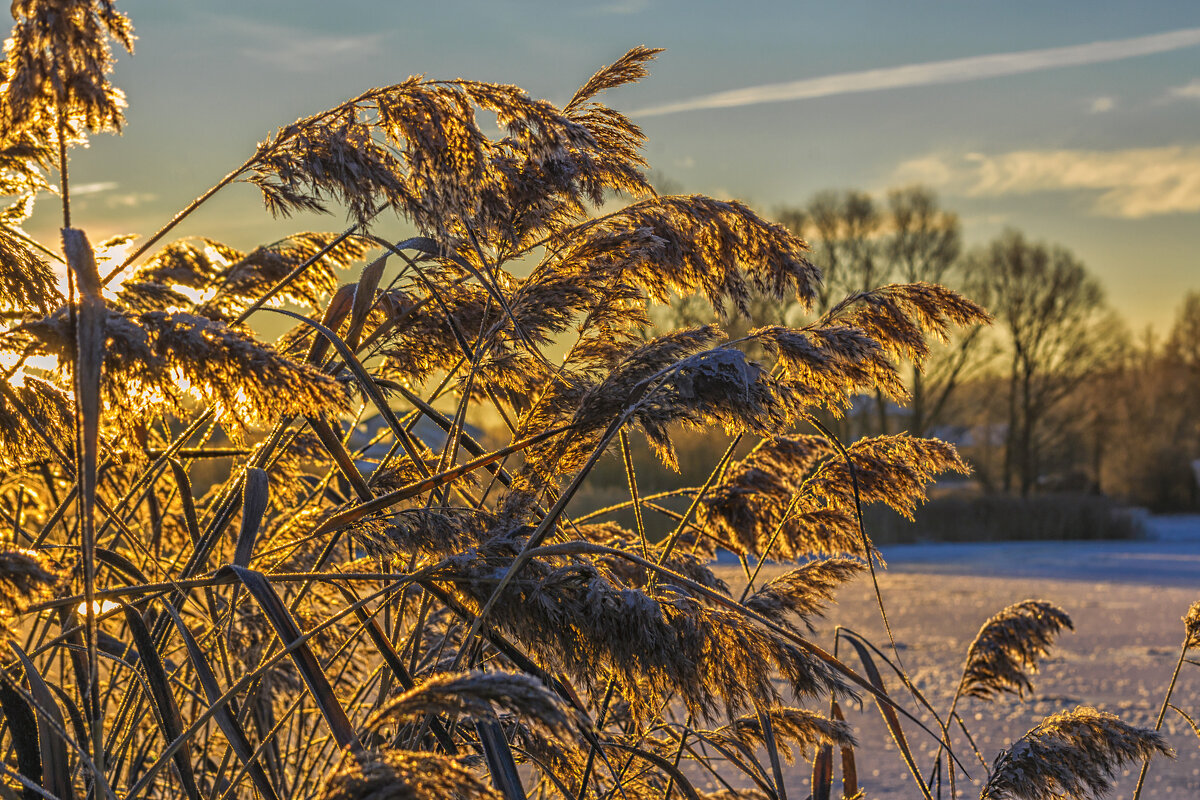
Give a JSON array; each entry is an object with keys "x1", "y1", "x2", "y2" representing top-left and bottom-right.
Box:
[{"x1": 0, "y1": 3, "x2": 1187, "y2": 799}]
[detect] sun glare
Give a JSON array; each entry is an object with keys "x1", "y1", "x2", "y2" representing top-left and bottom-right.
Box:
[
  {"x1": 76, "y1": 599, "x2": 120, "y2": 618},
  {"x1": 0, "y1": 351, "x2": 59, "y2": 388},
  {"x1": 171, "y1": 283, "x2": 217, "y2": 305}
]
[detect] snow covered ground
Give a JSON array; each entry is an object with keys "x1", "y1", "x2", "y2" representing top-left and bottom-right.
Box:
[
  {"x1": 876, "y1": 513, "x2": 1200, "y2": 587},
  {"x1": 711, "y1": 515, "x2": 1200, "y2": 799}
]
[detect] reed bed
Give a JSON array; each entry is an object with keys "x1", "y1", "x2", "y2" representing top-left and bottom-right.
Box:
[{"x1": 0, "y1": 3, "x2": 1191, "y2": 799}]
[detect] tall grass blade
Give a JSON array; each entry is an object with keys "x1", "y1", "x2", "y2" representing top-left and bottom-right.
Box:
[
  {"x1": 44, "y1": 685, "x2": 88, "y2": 763},
  {"x1": 266, "y1": 308, "x2": 430, "y2": 475},
  {"x1": 309, "y1": 424, "x2": 570, "y2": 537},
  {"x1": 119, "y1": 606, "x2": 201, "y2": 800},
  {"x1": 226, "y1": 565, "x2": 362, "y2": 754},
  {"x1": 161, "y1": 604, "x2": 279, "y2": 800},
  {"x1": 603, "y1": 742, "x2": 706, "y2": 800},
  {"x1": 61, "y1": 228, "x2": 106, "y2": 790},
  {"x1": 756, "y1": 706, "x2": 788, "y2": 800},
  {"x1": 234, "y1": 468, "x2": 269, "y2": 568},
  {"x1": 476, "y1": 718, "x2": 528, "y2": 800},
  {"x1": 307, "y1": 416, "x2": 372, "y2": 501},
  {"x1": 0, "y1": 672, "x2": 43, "y2": 800},
  {"x1": 330, "y1": 584, "x2": 458, "y2": 754},
  {"x1": 94, "y1": 547, "x2": 150, "y2": 586},
  {"x1": 10, "y1": 644, "x2": 76, "y2": 800},
  {"x1": 842, "y1": 636, "x2": 933, "y2": 800},
  {"x1": 167, "y1": 458, "x2": 202, "y2": 548},
  {"x1": 831, "y1": 700, "x2": 858, "y2": 799},
  {"x1": 304, "y1": 284, "x2": 356, "y2": 365},
  {"x1": 811, "y1": 742, "x2": 833, "y2": 800},
  {"x1": 344, "y1": 254, "x2": 386, "y2": 351}
]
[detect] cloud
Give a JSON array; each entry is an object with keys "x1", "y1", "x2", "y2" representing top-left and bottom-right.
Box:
[
  {"x1": 71, "y1": 181, "x2": 119, "y2": 196},
  {"x1": 1089, "y1": 96, "x2": 1116, "y2": 113},
  {"x1": 1167, "y1": 78, "x2": 1200, "y2": 99},
  {"x1": 587, "y1": 0, "x2": 649, "y2": 14},
  {"x1": 104, "y1": 192, "x2": 157, "y2": 209},
  {"x1": 892, "y1": 155, "x2": 960, "y2": 187},
  {"x1": 59, "y1": 181, "x2": 155, "y2": 209},
  {"x1": 222, "y1": 18, "x2": 385, "y2": 73},
  {"x1": 634, "y1": 27, "x2": 1200, "y2": 117},
  {"x1": 893, "y1": 146, "x2": 1200, "y2": 218}
]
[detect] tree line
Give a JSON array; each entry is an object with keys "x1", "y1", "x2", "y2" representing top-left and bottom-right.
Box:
[{"x1": 661, "y1": 186, "x2": 1200, "y2": 510}]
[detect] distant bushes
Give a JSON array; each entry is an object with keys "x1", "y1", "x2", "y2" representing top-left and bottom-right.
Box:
[{"x1": 865, "y1": 490, "x2": 1144, "y2": 544}]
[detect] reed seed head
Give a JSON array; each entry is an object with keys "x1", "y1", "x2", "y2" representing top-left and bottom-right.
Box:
[
  {"x1": 981, "y1": 706, "x2": 1172, "y2": 800},
  {"x1": 961, "y1": 599, "x2": 1073, "y2": 701}
]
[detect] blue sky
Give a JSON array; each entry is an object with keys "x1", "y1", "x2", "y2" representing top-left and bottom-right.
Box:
[{"x1": 30, "y1": 1, "x2": 1200, "y2": 330}]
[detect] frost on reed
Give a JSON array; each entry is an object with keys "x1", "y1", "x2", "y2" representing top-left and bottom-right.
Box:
[
  {"x1": 981, "y1": 707, "x2": 1171, "y2": 800},
  {"x1": 699, "y1": 432, "x2": 968, "y2": 560},
  {"x1": 438, "y1": 531, "x2": 853, "y2": 723},
  {"x1": 1185, "y1": 600, "x2": 1200, "y2": 649},
  {"x1": 367, "y1": 670, "x2": 574, "y2": 739},
  {"x1": 0, "y1": 547, "x2": 59, "y2": 640},
  {"x1": 0, "y1": 2, "x2": 1166, "y2": 799},
  {"x1": 960, "y1": 600, "x2": 1074, "y2": 700},
  {"x1": 744, "y1": 558, "x2": 864, "y2": 633},
  {"x1": 316, "y1": 749, "x2": 499, "y2": 800},
  {"x1": 713, "y1": 706, "x2": 856, "y2": 763}
]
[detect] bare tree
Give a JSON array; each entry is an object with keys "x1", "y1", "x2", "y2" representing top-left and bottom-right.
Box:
[
  {"x1": 972, "y1": 230, "x2": 1109, "y2": 496},
  {"x1": 779, "y1": 187, "x2": 989, "y2": 437},
  {"x1": 883, "y1": 186, "x2": 984, "y2": 436},
  {"x1": 1166, "y1": 291, "x2": 1200, "y2": 377},
  {"x1": 1163, "y1": 292, "x2": 1200, "y2": 503},
  {"x1": 778, "y1": 191, "x2": 889, "y2": 434},
  {"x1": 782, "y1": 189, "x2": 885, "y2": 310},
  {"x1": 886, "y1": 186, "x2": 961, "y2": 286}
]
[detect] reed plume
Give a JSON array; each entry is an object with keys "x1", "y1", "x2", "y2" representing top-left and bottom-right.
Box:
[
  {"x1": 0, "y1": 546, "x2": 59, "y2": 640},
  {"x1": 1185, "y1": 600, "x2": 1200, "y2": 649},
  {"x1": 0, "y1": 221, "x2": 59, "y2": 313},
  {"x1": 981, "y1": 707, "x2": 1171, "y2": 800},
  {"x1": 440, "y1": 533, "x2": 851, "y2": 723},
  {"x1": 715, "y1": 706, "x2": 856, "y2": 763},
  {"x1": 3, "y1": 0, "x2": 133, "y2": 139},
  {"x1": 12, "y1": 305, "x2": 347, "y2": 440},
  {"x1": 367, "y1": 670, "x2": 573, "y2": 738},
  {"x1": 959, "y1": 600, "x2": 1074, "y2": 700},
  {"x1": 316, "y1": 749, "x2": 499, "y2": 800},
  {"x1": 744, "y1": 558, "x2": 864, "y2": 633},
  {"x1": 3, "y1": 5, "x2": 1168, "y2": 800}
]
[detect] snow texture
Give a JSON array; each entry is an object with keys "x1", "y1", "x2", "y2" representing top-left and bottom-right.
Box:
[{"x1": 710, "y1": 515, "x2": 1200, "y2": 798}]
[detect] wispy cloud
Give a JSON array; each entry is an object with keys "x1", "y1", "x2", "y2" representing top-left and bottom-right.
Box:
[
  {"x1": 635, "y1": 27, "x2": 1200, "y2": 117},
  {"x1": 104, "y1": 192, "x2": 157, "y2": 209},
  {"x1": 587, "y1": 0, "x2": 650, "y2": 15},
  {"x1": 222, "y1": 18, "x2": 386, "y2": 73},
  {"x1": 1089, "y1": 96, "x2": 1116, "y2": 113},
  {"x1": 61, "y1": 181, "x2": 155, "y2": 209},
  {"x1": 1167, "y1": 78, "x2": 1200, "y2": 100},
  {"x1": 893, "y1": 146, "x2": 1200, "y2": 218},
  {"x1": 71, "y1": 181, "x2": 119, "y2": 196}
]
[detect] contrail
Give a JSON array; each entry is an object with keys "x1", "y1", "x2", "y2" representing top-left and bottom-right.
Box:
[{"x1": 635, "y1": 27, "x2": 1200, "y2": 117}]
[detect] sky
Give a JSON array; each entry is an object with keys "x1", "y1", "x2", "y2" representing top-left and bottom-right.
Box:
[{"x1": 26, "y1": 0, "x2": 1200, "y2": 332}]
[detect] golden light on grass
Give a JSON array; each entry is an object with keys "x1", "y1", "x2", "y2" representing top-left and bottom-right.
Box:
[{"x1": 0, "y1": 3, "x2": 1186, "y2": 800}]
